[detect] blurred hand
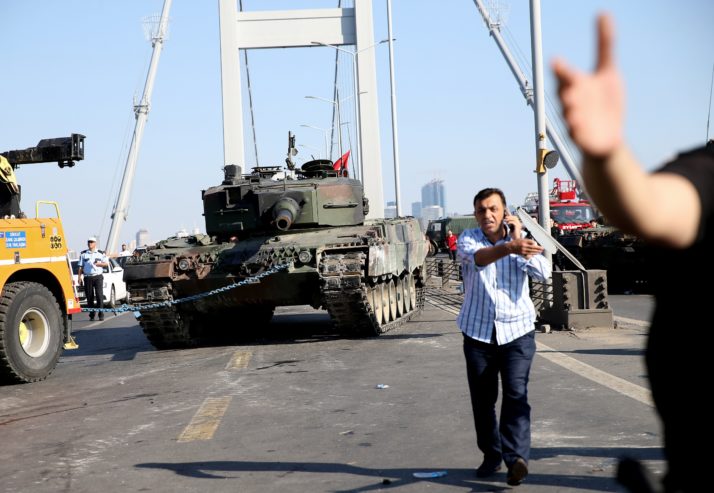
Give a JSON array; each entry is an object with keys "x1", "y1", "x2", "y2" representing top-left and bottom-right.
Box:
[
  {"x1": 552, "y1": 14, "x2": 624, "y2": 158},
  {"x1": 508, "y1": 238, "x2": 544, "y2": 259}
]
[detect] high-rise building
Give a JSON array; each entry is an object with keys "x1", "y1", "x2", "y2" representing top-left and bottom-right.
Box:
[
  {"x1": 384, "y1": 201, "x2": 397, "y2": 219},
  {"x1": 420, "y1": 205, "x2": 444, "y2": 231},
  {"x1": 136, "y1": 228, "x2": 150, "y2": 247},
  {"x1": 411, "y1": 201, "x2": 422, "y2": 218},
  {"x1": 421, "y1": 179, "x2": 445, "y2": 211}
]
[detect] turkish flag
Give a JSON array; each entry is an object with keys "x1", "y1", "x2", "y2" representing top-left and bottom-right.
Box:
[{"x1": 332, "y1": 150, "x2": 351, "y2": 176}]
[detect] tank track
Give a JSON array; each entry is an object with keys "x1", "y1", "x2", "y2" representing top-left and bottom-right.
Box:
[
  {"x1": 320, "y1": 252, "x2": 425, "y2": 336},
  {"x1": 130, "y1": 281, "x2": 193, "y2": 349}
]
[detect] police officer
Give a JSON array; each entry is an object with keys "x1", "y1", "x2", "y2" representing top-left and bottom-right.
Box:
[{"x1": 78, "y1": 237, "x2": 108, "y2": 321}]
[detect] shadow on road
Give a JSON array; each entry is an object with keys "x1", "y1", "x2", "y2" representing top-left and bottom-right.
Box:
[
  {"x1": 64, "y1": 312, "x2": 443, "y2": 362},
  {"x1": 136, "y1": 459, "x2": 622, "y2": 492},
  {"x1": 532, "y1": 446, "x2": 663, "y2": 461}
]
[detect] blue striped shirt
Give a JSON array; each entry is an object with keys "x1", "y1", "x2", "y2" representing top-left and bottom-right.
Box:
[{"x1": 456, "y1": 227, "x2": 551, "y2": 345}]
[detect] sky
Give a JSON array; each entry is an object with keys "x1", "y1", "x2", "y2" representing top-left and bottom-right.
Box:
[{"x1": 1, "y1": 0, "x2": 712, "y2": 254}]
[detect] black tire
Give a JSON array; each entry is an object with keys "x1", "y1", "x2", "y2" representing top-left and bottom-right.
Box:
[
  {"x1": 109, "y1": 285, "x2": 117, "y2": 308},
  {"x1": 0, "y1": 281, "x2": 64, "y2": 384}
]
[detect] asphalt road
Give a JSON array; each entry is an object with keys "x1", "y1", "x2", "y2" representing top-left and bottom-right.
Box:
[{"x1": 0, "y1": 294, "x2": 661, "y2": 493}]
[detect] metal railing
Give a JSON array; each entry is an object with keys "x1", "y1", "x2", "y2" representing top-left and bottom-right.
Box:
[{"x1": 425, "y1": 257, "x2": 462, "y2": 287}]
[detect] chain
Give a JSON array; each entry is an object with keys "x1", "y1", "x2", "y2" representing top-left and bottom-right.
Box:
[{"x1": 81, "y1": 263, "x2": 291, "y2": 314}]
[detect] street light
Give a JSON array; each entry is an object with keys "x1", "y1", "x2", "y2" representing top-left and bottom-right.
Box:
[
  {"x1": 311, "y1": 38, "x2": 392, "y2": 183},
  {"x1": 305, "y1": 92, "x2": 357, "y2": 161},
  {"x1": 299, "y1": 124, "x2": 332, "y2": 159}
]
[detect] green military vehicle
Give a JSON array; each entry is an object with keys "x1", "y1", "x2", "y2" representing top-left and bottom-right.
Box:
[
  {"x1": 124, "y1": 134, "x2": 428, "y2": 347},
  {"x1": 425, "y1": 215, "x2": 477, "y2": 255}
]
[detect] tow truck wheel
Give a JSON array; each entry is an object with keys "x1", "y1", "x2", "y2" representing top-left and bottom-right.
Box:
[{"x1": 0, "y1": 281, "x2": 64, "y2": 384}]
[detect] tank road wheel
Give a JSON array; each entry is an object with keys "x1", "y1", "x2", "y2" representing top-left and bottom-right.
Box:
[
  {"x1": 0, "y1": 282, "x2": 64, "y2": 384},
  {"x1": 387, "y1": 280, "x2": 397, "y2": 322},
  {"x1": 369, "y1": 285, "x2": 383, "y2": 325},
  {"x1": 407, "y1": 274, "x2": 417, "y2": 311},
  {"x1": 402, "y1": 274, "x2": 414, "y2": 313},
  {"x1": 379, "y1": 283, "x2": 390, "y2": 325},
  {"x1": 395, "y1": 277, "x2": 405, "y2": 317}
]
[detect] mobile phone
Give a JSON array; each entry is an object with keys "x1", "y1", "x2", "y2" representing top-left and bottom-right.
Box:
[{"x1": 503, "y1": 219, "x2": 514, "y2": 234}]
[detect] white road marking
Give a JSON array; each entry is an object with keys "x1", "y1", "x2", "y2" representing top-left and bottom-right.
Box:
[
  {"x1": 614, "y1": 315, "x2": 651, "y2": 328},
  {"x1": 535, "y1": 340, "x2": 653, "y2": 406},
  {"x1": 427, "y1": 299, "x2": 653, "y2": 407}
]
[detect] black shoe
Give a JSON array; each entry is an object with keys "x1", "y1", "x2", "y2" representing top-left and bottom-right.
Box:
[
  {"x1": 89, "y1": 314, "x2": 95, "y2": 321},
  {"x1": 506, "y1": 458, "x2": 528, "y2": 486},
  {"x1": 98, "y1": 314, "x2": 104, "y2": 321},
  {"x1": 476, "y1": 457, "x2": 502, "y2": 478}
]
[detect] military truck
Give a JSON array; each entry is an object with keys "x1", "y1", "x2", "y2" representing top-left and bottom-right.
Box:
[
  {"x1": 124, "y1": 133, "x2": 428, "y2": 348},
  {"x1": 0, "y1": 134, "x2": 84, "y2": 384},
  {"x1": 425, "y1": 215, "x2": 477, "y2": 255}
]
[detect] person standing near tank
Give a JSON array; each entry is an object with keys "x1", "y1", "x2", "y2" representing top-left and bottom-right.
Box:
[
  {"x1": 117, "y1": 243, "x2": 132, "y2": 267},
  {"x1": 553, "y1": 14, "x2": 714, "y2": 493},
  {"x1": 445, "y1": 229, "x2": 458, "y2": 261},
  {"x1": 457, "y1": 188, "x2": 551, "y2": 486},
  {"x1": 78, "y1": 237, "x2": 108, "y2": 321}
]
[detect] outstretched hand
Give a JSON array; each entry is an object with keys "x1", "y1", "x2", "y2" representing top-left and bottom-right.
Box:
[
  {"x1": 552, "y1": 14, "x2": 624, "y2": 158},
  {"x1": 508, "y1": 238, "x2": 544, "y2": 260}
]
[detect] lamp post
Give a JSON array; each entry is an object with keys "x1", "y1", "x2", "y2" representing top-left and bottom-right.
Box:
[
  {"x1": 311, "y1": 38, "x2": 391, "y2": 183},
  {"x1": 305, "y1": 93, "x2": 355, "y2": 160},
  {"x1": 299, "y1": 124, "x2": 331, "y2": 159},
  {"x1": 386, "y1": 0, "x2": 402, "y2": 216},
  {"x1": 339, "y1": 121, "x2": 356, "y2": 179}
]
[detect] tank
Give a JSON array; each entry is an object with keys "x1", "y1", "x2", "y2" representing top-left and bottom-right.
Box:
[{"x1": 124, "y1": 134, "x2": 428, "y2": 349}]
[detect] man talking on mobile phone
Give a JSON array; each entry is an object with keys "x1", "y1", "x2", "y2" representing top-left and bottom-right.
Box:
[{"x1": 456, "y1": 188, "x2": 551, "y2": 486}]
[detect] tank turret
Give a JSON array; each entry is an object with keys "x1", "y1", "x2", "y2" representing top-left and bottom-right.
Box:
[{"x1": 202, "y1": 160, "x2": 366, "y2": 241}]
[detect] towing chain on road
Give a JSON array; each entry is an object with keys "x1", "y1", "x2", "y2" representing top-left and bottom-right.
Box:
[{"x1": 81, "y1": 263, "x2": 291, "y2": 314}]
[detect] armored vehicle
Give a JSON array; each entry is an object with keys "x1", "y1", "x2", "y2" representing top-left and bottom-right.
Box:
[
  {"x1": 124, "y1": 134, "x2": 428, "y2": 349},
  {"x1": 425, "y1": 215, "x2": 477, "y2": 255}
]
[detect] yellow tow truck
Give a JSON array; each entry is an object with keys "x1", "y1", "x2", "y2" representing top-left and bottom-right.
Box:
[{"x1": 0, "y1": 135, "x2": 84, "y2": 384}]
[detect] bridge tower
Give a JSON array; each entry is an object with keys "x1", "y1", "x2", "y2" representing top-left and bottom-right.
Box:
[{"x1": 218, "y1": 0, "x2": 384, "y2": 218}]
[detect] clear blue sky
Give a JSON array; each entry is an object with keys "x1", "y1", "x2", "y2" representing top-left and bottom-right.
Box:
[{"x1": 1, "y1": 0, "x2": 712, "y2": 253}]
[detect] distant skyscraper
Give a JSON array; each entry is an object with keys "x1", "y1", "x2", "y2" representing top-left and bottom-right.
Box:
[
  {"x1": 421, "y1": 205, "x2": 443, "y2": 222},
  {"x1": 420, "y1": 205, "x2": 444, "y2": 231},
  {"x1": 421, "y1": 179, "x2": 445, "y2": 211},
  {"x1": 136, "y1": 228, "x2": 150, "y2": 247},
  {"x1": 411, "y1": 201, "x2": 422, "y2": 218},
  {"x1": 384, "y1": 201, "x2": 397, "y2": 219}
]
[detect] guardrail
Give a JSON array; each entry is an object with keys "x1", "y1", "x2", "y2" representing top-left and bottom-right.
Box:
[{"x1": 424, "y1": 257, "x2": 461, "y2": 287}]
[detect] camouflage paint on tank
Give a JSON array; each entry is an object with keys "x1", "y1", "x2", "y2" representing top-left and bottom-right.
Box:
[{"x1": 124, "y1": 154, "x2": 428, "y2": 349}]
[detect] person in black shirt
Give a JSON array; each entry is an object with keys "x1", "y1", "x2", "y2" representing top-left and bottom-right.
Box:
[{"x1": 554, "y1": 13, "x2": 713, "y2": 493}]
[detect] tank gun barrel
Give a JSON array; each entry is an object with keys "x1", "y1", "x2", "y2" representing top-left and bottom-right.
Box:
[
  {"x1": 273, "y1": 196, "x2": 301, "y2": 231},
  {"x1": 1, "y1": 134, "x2": 85, "y2": 168}
]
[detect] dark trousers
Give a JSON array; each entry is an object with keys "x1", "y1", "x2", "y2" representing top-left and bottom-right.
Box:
[
  {"x1": 463, "y1": 331, "x2": 536, "y2": 466},
  {"x1": 449, "y1": 249, "x2": 457, "y2": 261},
  {"x1": 84, "y1": 275, "x2": 104, "y2": 317},
  {"x1": 647, "y1": 323, "x2": 695, "y2": 493}
]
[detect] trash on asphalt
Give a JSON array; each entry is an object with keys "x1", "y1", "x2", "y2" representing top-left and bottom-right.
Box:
[
  {"x1": 413, "y1": 471, "x2": 447, "y2": 479},
  {"x1": 375, "y1": 384, "x2": 389, "y2": 389}
]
